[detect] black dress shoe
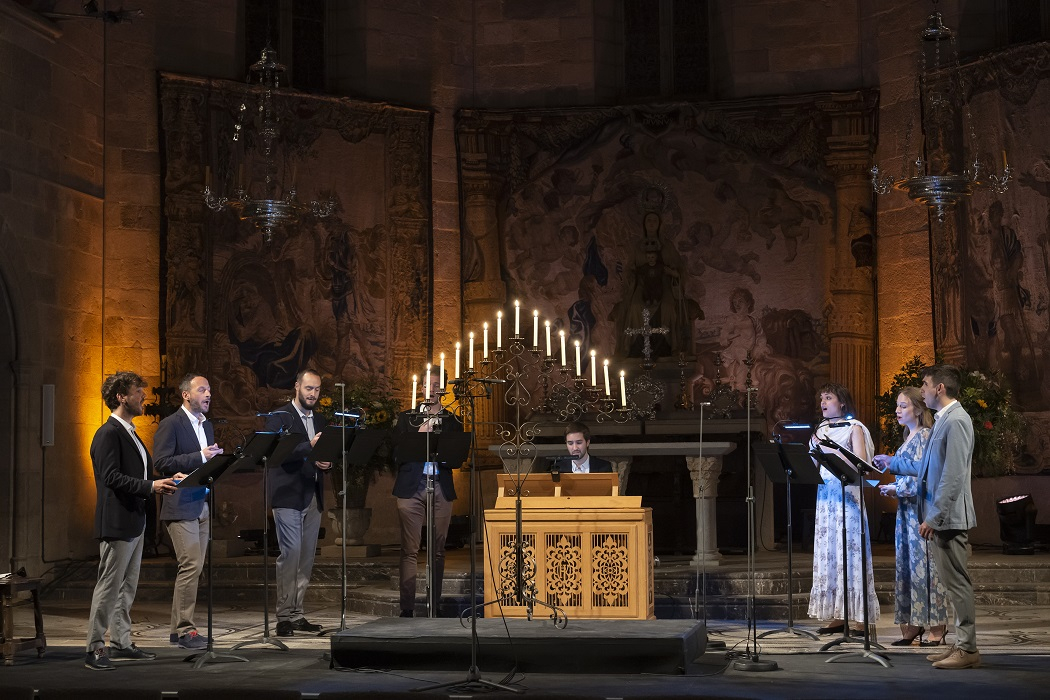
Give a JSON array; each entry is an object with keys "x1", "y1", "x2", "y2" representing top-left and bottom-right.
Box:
[
  {"x1": 84, "y1": 648, "x2": 115, "y2": 671},
  {"x1": 817, "y1": 623, "x2": 845, "y2": 635},
  {"x1": 290, "y1": 617, "x2": 322, "y2": 633},
  {"x1": 110, "y1": 643, "x2": 157, "y2": 661},
  {"x1": 275, "y1": 621, "x2": 294, "y2": 637}
]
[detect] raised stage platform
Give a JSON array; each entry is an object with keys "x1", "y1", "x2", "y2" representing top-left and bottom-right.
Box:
[{"x1": 329, "y1": 618, "x2": 707, "y2": 675}]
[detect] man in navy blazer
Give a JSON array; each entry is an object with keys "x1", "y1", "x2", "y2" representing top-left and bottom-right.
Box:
[
  {"x1": 265, "y1": 368, "x2": 331, "y2": 637},
  {"x1": 559, "y1": 421, "x2": 613, "y2": 473},
  {"x1": 153, "y1": 373, "x2": 223, "y2": 650},
  {"x1": 875, "y1": 364, "x2": 979, "y2": 670},
  {"x1": 85, "y1": 371, "x2": 182, "y2": 671},
  {"x1": 392, "y1": 373, "x2": 463, "y2": 617}
]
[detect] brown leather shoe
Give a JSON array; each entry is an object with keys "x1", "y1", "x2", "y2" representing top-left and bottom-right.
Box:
[
  {"x1": 927, "y1": 644, "x2": 956, "y2": 662},
  {"x1": 933, "y1": 647, "x2": 981, "y2": 669}
]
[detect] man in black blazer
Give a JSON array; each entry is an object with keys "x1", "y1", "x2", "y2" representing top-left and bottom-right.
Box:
[
  {"x1": 265, "y1": 368, "x2": 331, "y2": 637},
  {"x1": 392, "y1": 373, "x2": 463, "y2": 617},
  {"x1": 153, "y1": 373, "x2": 223, "y2": 650},
  {"x1": 560, "y1": 421, "x2": 613, "y2": 473},
  {"x1": 85, "y1": 371, "x2": 182, "y2": 671}
]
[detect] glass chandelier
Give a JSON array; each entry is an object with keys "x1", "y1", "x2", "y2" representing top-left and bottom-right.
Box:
[
  {"x1": 203, "y1": 47, "x2": 334, "y2": 242},
  {"x1": 870, "y1": 6, "x2": 1010, "y2": 221}
]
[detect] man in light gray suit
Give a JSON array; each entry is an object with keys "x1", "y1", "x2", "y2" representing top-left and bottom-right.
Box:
[
  {"x1": 874, "y1": 364, "x2": 979, "y2": 669},
  {"x1": 153, "y1": 373, "x2": 223, "y2": 650}
]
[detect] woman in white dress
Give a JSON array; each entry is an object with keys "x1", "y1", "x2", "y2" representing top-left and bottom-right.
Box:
[{"x1": 808, "y1": 383, "x2": 880, "y2": 634}]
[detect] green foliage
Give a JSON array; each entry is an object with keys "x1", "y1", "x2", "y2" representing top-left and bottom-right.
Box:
[
  {"x1": 877, "y1": 355, "x2": 1026, "y2": 477},
  {"x1": 315, "y1": 376, "x2": 401, "y2": 507}
]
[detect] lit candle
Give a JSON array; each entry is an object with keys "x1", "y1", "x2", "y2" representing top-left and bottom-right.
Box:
[
  {"x1": 514, "y1": 300, "x2": 520, "y2": 337},
  {"x1": 575, "y1": 341, "x2": 582, "y2": 376},
  {"x1": 603, "y1": 360, "x2": 611, "y2": 396},
  {"x1": 590, "y1": 350, "x2": 597, "y2": 386},
  {"x1": 483, "y1": 322, "x2": 490, "y2": 358},
  {"x1": 532, "y1": 310, "x2": 539, "y2": 348},
  {"x1": 496, "y1": 311, "x2": 502, "y2": 349},
  {"x1": 545, "y1": 321, "x2": 552, "y2": 356},
  {"x1": 619, "y1": 370, "x2": 627, "y2": 407},
  {"x1": 559, "y1": 330, "x2": 566, "y2": 366},
  {"x1": 468, "y1": 332, "x2": 475, "y2": 369},
  {"x1": 425, "y1": 364, "x2": 432, "y2": 400},
  {"x1": 439, "y1": 353, "x2": 446, "y2": 391},
  {"x1": 412, "y1": 374, "x2": 418, "y2": 409},
  {"x1": 454, "y1": 343, "x2": 461, "y2": 379}
]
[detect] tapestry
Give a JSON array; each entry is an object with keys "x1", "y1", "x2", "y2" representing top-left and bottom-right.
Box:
[
  {"x1": 158, "y1": 73, "x2": 432, "y2": 431},
  {"x1": 457, "y1": 96, "x2": 876, "y2": 427},
  {"x1": 958, "y1": 42, "x2": 1050, "y2": 472}
]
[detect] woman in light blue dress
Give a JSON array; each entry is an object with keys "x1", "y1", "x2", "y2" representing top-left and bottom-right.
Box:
[{"x1": 878, "y1": 387, "x2": 949, "y2": 646}]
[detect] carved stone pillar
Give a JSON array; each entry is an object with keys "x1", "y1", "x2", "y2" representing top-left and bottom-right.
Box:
[
  {"x1": 823, "y1": 100, "x2": 878, "y2": 428},
  {"x1": 685, "y1": 455, "x2": 722, "y2": 566}
]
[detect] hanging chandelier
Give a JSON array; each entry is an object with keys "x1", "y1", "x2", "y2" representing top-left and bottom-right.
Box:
[
  {"x1": 202, "y1": 46, "x2": 334, "y2": 242},
  {"x1": 870, "y1": 5, "x2": 1010, "y2": 222}
]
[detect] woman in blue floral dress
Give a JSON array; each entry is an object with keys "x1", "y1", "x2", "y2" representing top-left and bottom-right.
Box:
[
  {"x1": 808, "y1": 383, "x2": 879, "y2": 634},
  {"x1": 878, "y1": 387, "x2": 949, "y2": 646}
]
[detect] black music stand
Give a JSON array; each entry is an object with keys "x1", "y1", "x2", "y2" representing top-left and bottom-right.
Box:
[
  {"x1": 175, "y1": 453, "x2": 247, "y2": 668},
  {"x1": 394, "y1": 429, "x2": 471, "y2": 616},
  {"x1": 312, "y1": 426, "x2": 389, "y2": 632},
  {"x1": 810, "y1": 448, "x2": 889, "y2": 667},
  {"x1": 754, "y1": 442, "x2": 822, "y2": 641},
  {"x1": 231, "y1": 431, "x2": 293, "y2": 653}
]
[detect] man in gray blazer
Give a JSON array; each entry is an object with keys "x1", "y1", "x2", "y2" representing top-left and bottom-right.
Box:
[
  {"x1": 875, "y1": 364, "x2": 979, "y2": 669},
  {"x1": 153, "y1": 373, "x2": 223, "y2": 650}
]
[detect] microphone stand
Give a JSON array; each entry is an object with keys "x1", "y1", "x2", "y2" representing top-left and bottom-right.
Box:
[
  {"x1": 732, "y1": 387, "x2": 778, "y2": 672},
  {"x1": 417, "y1": 375, "x2": 519, "y2": 694},
  {"x1": 336, "y1": 384, "x2": 349, "y2": 629}
]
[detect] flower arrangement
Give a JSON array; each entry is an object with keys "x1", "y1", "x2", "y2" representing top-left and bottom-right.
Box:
[
  {"x1": 877, "y1": 355, "x2": 1026, "y2": 477},
  {"x1": 315, "y1": 376, "x2": 401, "y2": 507}
]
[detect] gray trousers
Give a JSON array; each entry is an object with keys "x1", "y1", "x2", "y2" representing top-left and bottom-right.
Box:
[
  {"x1": 165, "y1": 502, "x2": 210, "y2": 636},
  {"x1": 396, "y1": 479, "x2": 452, "y2": 613},
  {"x1": 85, "y1": 534, "x2": 144, "y2": 652},
  {"x1": 932, "y1": 528, "x2": 977, "y2": 652},
  {"x1": 273, "y1": 495, "x2": 321, "y2": 622}
]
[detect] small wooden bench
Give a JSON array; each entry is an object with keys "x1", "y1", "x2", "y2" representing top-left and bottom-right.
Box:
[{"x1": 1, "y1": 576, "x2": 46, "y2": 665}]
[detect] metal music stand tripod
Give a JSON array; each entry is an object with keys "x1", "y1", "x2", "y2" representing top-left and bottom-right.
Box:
[
  {"x1": 754, "y1": 441, "x2": 822, "y2": 641},
  {"x1": 312, "y1": 424, "x2": 388, "y2": 631},
  {"x1": 175, "y1": 452, "x2": 248, "y2": 667},
  {"x1": 810, "y1": 447, "x2": 889, "y2": 667},
  {"x1": 231, "y1": 430, "x2": 300, "y2": 653}
]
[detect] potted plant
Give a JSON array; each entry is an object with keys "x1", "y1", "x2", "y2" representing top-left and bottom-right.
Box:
[{"x1": 877, "y1": 355, "x2": 1026, "y2": 477}]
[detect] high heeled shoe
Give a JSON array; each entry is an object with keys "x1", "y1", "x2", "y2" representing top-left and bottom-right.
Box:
[
  {"x1": 817, "y1": 622, "x2": 845, "y2": 635},
  {"x1": 920, "y1": 636, "x2": 945, "y2": 647},
  {"x1": 890, "y1": 626, "x2": 926, "y2": 646}
]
